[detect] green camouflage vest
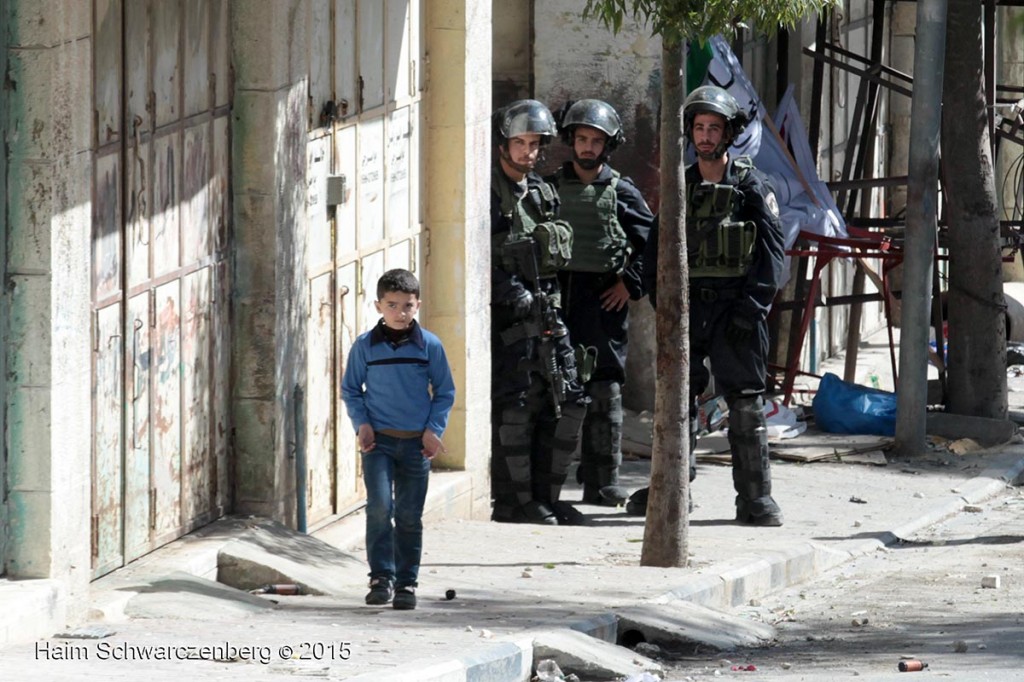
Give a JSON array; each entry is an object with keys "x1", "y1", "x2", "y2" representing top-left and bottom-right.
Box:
[
  {"x1": 555, "y1": 169, "x2": 628, "y2": 273},
  {"x1": 687, "y1": 157, "x2": 757, "y2": 278},
  {"x1": 492, "y1": 168, "x2": 573, "y2": 278}
]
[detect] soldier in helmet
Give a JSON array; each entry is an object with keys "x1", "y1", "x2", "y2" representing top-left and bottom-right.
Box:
[
  {"x1": 631, "y1": 85, "x2": 786, "y2": 526},
  {"x1": 489, "y1": 99, "x2": 589, "y2": 526},
  {"x1": 548, "y1": 99, "x2": 654, "y2": 509}
]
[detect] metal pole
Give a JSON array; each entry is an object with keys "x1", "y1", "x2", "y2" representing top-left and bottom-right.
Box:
[
  {"x1": 294, "y1": 385, "x2": 307, "y2": 532},
  {"x1": 894, "y1": 0, "x2": 947, "y2": 457}
]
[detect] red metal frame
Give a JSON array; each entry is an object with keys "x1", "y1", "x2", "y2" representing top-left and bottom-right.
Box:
[{"x1": 773, "y1": 229, "x2": 905, "y2": 406}]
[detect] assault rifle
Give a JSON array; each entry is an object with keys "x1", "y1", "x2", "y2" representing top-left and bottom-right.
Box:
[{"x1": 502, "y1": 235, "x2": 568, "y2": 417}]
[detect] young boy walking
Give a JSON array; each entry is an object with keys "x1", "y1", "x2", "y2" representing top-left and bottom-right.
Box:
[{"x1": 341, "y1": 269, "x2": 456, "y2": 610}]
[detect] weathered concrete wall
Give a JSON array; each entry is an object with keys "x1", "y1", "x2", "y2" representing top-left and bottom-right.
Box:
[
  {"x1": 3, "y1": 0, "x2": 92, "y2": 623},
  {"x1": 231, "y1": 0, "x2": 309, "y2": 523},
  {"x1": 0, "y1": 0, "x2": 8, "y2": 576},
  {"x1": 998, "y1": 7, "x2": 1024, "y2": 282},
  {"x1": 492, "y1": 1, "x2": 531, "y2": 105},
  {"x1": 425, "y1": 0, "x2": 493, "y2": 518},
  {"x1": 533, "y1": 3, "x2": 662, "y2": 411}
]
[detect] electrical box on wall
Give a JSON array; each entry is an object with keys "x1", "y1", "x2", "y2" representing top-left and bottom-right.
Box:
[{"x1": 327, "y1": 174, "x2": 347, "y2": 206}]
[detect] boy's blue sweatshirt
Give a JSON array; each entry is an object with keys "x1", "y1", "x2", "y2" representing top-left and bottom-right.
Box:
[{"x1": 341, "y1": 319, "x2": 456, "y2": 436}]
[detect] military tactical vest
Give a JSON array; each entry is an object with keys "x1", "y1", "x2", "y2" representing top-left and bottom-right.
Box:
[
  {"x1": 687, "y1": 157, "x2": 757, "y2": 278},
  {"x1": 555, "y1": 169, "x2": 628, "y2": 273},
  {"x1": 492, "y1": 168, "x2": 573, "y2": 278}
]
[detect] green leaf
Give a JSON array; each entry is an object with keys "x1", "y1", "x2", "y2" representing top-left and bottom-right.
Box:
[{"x1": 580, "y1": 0, "x2": 840, "y2": 40}]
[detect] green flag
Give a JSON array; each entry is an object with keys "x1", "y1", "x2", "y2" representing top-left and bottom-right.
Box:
[{"x1": 686, "y1": 40, "x2": 714, "y2": 93}]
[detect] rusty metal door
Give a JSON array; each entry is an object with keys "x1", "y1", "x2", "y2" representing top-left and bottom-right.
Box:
[
  {"x1": 91, "y1": 0, "x2": 231, "y2": 577},
  {"x1": 301, "y1": 0, "x2": 425, "y2": 527}
]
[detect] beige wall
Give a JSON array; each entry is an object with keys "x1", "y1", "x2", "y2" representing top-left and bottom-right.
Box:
[
  {"x1": 425, "y1": 0, "x2": 494, "y2": 517},
  {"x1": 492, "y1": 1, "x2": 532, "y2": 104},
  {"x1": 3, "y1": 0, "x2": 93, "y2": 628}
]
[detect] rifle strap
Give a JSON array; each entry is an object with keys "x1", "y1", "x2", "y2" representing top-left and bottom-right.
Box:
[
  {"x1": 500, "y1": 320, "x2": 543, "y2": 346},
  {"x1": 493, "y1": 167, "x2": 526, "y2": 235}
]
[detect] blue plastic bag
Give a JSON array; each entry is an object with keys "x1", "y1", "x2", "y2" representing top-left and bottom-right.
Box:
[{"x1": 811, "y1": 372, "x2": 897, "y2": 436}]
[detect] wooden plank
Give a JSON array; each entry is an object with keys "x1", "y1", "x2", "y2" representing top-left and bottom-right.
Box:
[
  {"x1": 307, "y1": 272, "x2": 336, "y2": 523},
  {"x1": 358, "y1": 0, "x2": 385, "y2": 109},
  {"x1": 308, "y1": 137, "x2": 332, "y2": 269},
  {"x1": 126, "y1": 139, "x2": 152, "y2": 288},
  {"x1": 183, "y1": 0, "x2": 210, "y2": 118},
  {"x1": 212, "y1": 261, "x2": 231, "y2": 511},
  {"x1": 357, "y1": 118, "x2": 386, "y2": 246},
  {"x1": 768, "y1": 428, "x2": 891, "y2": 462},
  {"x1": 336, "y1": 262, "x2": 362, "y2": 509},
  {"x1": 124, "y1": 294, "x2": 153, "y2": 562},
  {"x1": 93, "y1": 303, "x2": 125, "y2": 578},
  {"x1": 152, "y1": 281, "x2": 183, "y2": 542},
  {"x1": 152, "y1": 0, "x2": 182, "y2": 128},
  {"x1": 334, "y1": 125, "x2": 358, "y2": 256},
  {"x1": 182, "y1": 124, "x2": 211, "y2": 265},
  {"x1": 386, "y1": 107, "x2": 411, "y2": 237},
  {"x1": 94, "y1": 0, "x2": 123, "y2": 145},
  {"x1": 152, "y1": 131, "x2": 181, "y2": 276},
  {"x1": 335, "y1": 0, "x2": 358, "y2": 117},
  {"x1": 94, "y1": 154, "x2": 122, "y2": 300},
  {"x1": 211, "y1": 117, "x2": 230, "y2": 252},
  {"x1": 182, "y1": 268, "x2": 213, "y2": 527}
]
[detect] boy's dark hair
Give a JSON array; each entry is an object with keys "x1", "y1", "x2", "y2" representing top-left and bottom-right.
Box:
[{"x1": 377, "y1": 268, "x2": 420, "y2": 300}]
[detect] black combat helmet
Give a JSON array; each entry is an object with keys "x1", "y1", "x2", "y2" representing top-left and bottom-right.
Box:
[
  {"x1": 493, "y1": 99, "x2": 558, "y2": 146},
  {"x1": 557, "y1": 99, "x2": 625, "y2": 150},
  {"x1": 683, "y1": 85, "x2": 749, "y2": 140}
]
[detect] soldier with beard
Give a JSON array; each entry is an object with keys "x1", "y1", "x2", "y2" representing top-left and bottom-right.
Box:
[
  {"x1": 631, "y1": 85, "x2": 786, "y2": 526},
  {"x1": 548, "y1": 99, "x2": 654, "y2": 509}
]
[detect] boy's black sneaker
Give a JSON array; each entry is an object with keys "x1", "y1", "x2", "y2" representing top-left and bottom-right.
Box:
[
  {"x1": 392, "y1": 586, "x2": 417, "y2": 610},
  {"x1": 365, "y1": 577, "x2": 394, "y2": 605}
]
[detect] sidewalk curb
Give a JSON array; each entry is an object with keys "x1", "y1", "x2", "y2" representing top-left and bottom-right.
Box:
[
  {"x1": 0, "y1": 579, "x2": 66, "y2": 647},
  {"x1": 889, "y1": 457, "x2": 1024, "y2": 543},
  {"x1": 343, "y1": 456, "x2": 1024, "y2": 682}
]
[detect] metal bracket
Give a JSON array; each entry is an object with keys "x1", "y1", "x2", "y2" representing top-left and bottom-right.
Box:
[{"x1": 327, "y1": 174, "x2": 347, "y2": 206}]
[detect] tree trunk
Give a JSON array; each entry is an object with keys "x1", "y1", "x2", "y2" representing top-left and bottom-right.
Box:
[
  {"x1": 941, "y1": 0, "x2": 1008, "y2": 419},
  {"x1": 641, "y1": 40, "x2": 689, "y2": 568}
]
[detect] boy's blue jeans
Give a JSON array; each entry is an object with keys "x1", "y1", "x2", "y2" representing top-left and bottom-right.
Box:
[{"x1": 362, "y1": 433, "x2": 431, "y2": 588}]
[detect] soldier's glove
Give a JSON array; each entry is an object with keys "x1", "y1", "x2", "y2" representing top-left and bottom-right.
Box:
[{"x1": 724, "y1": 315, "x2": 756, "y2": 347}]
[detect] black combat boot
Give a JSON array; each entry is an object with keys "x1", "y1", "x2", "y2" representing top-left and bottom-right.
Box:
[{"x1": 728, "y1": 397, "x2": 783, "y2": 527}]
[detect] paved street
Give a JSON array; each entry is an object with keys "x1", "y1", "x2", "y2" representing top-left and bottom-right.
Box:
[
  {"x1": 1, "y1": 335, "x2": 1022, "y2": 681},
  {"x1": 1, "y1": 441, "x2": 1021, "y2": 681},
  {"x1": 662, "y1": 486, "x2": 1024, "y2": 681}
]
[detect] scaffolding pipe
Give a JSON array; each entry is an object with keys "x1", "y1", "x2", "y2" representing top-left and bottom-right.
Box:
[
  {"x1": 293, "y1": 385, "x2": 308, "y2": 533},
  {"x1": 895, "y1": 0, "x2": 947, "y2": 457}
]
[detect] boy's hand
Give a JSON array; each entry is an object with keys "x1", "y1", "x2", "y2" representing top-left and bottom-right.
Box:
[
  {"x1": 357, "y1": 424, "x2": 376, "y2": 452},
  {"x1": 421, "y1": 430, "x2": 446, "y2": 460}
]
